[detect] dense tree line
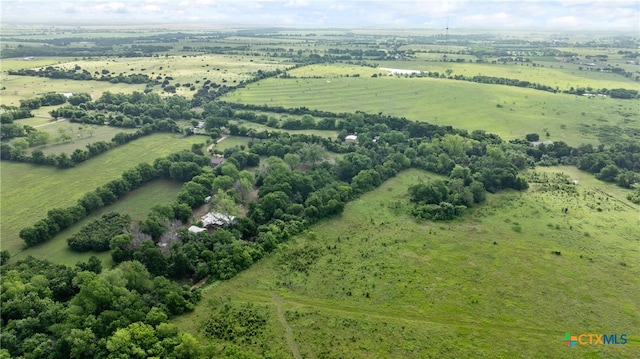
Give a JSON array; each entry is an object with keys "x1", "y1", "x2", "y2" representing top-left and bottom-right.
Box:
[{"x1": 9, "y1": 66, "x2": 157, "y2": 85}]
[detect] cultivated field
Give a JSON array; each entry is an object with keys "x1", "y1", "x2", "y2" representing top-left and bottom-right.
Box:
[
  {"x1": 224, "y1": 64, "x2": 640, "y2": 146},
  {"x1": 174, "y1": 168, "x2": 640, "y2": 358},
  {"x1": 0, "y1": 133, "x2": 206, "y2": 255}
]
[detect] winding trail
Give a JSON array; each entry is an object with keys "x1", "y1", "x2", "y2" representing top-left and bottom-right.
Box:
[
  {"x1": 33, "y1": 117, "x2": 66, "y2": 128},
  {"x1": 273, "y1": 293, "x2": 302, "y2": 359}
]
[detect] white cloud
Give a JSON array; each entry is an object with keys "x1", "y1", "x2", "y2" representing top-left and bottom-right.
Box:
[{"x1": 285, "y1": 0, "x2": 309, "y2": 8}]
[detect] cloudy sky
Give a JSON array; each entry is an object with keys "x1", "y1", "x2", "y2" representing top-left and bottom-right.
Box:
[{"x1": 1, "y1": 0, "x2": 638, "y2": 31}]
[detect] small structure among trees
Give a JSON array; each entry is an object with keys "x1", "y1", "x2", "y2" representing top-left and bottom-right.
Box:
[
  {"x1": 345, "y1": 134, "x2": 358, "y2": 144},
  {"x1": 201, "y1": 212, "x2": 236, "y2": 228}
]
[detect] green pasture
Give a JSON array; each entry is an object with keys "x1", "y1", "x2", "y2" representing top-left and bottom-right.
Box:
[
  {"x1": 10, "y1": 180, "x2": 183, "y2": 267},
  {"x1": 209, "y1": 136, "x2": 251, "y2": 152},
  {"x1": 229, "y1": 119, "x2": 339, "y2": 140},
  {"x1": 13, "y1": 116, "x2": 52, "y2": 127},
  {"x1": 224, "y1": 71, "x2": 640, "y2": 146},
  {"x1": 0, "y1": 57, "x2": 75, "y2": 71},
  {"x1": 0, "y1": 133, "x2": 206, "y2": 255},
  {"x1": 0, "y1": 74, "x2": 146, "y2": 109},
  {"x1": 25, "y1": 122, "x2": 137, "y2": 155},
  {"x1": 174, "y1": 168, "x2": 640, "y2": 358}
]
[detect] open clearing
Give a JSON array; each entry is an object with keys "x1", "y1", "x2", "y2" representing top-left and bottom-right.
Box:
[
  {"x1": 0, "y1": 133, "x2": 206, "y2": 255},
  {"x1": 11, "y1": 179, "x2": 183, "y2": 266},
  {"x1": 174, "y1": 168, "x2": 640, "y2": 358},
  {"x1": 224, "y1": 65, "x2": 640, "y2": 146}
]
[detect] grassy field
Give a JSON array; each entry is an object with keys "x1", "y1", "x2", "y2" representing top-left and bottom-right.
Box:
[
  {"x1": 174, "y1": 168, "x2": 639, "y2": 358},
  {"x1": 0, "y1": 133, "x2": 206, "y2": 255},
  {"x1": 10, "y1": 179, "x2": 183, "y2": 267},
  {"x1": 229, "y1": 119, "x2": 339, "y2": 140},
  {"x1": 24, "y1": 122, "x2": 138, "y2": 155},
  {"x1": 224, "y1": 65, "x2": 640, "y2": 146},
  {"x1": 0, "y1": 57, "x2": 76, "y2": 71},
  {"x1": 210, "y1": 136, "x2": 252, "y2": 152},
  {"x1": 0, "y1": 74, "x2": 146, "y2": 110}
]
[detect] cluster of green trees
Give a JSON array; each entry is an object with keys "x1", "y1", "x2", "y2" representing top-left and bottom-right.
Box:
[
  {"x1": 1, "y1": 257, "x2": 202, "y2": 358},
  {"x1": 67, "y1": 212, "x2": 132, "y2": 252},
  {"x1": 51, "y1": 90, "x2": 193, "y2": 125},
  {"x1": 19, "y1": 92, "x2": 68, "y2": 109},
  {"x1": 408, "y1": 171, "x2": 487, "y2": 221},
  {"x1": 526, "y1": 141, "x2": 640, "y2": 190},
  {"x1": 628, "y1": 188, "x2": 640, "y2": 205},
  {"x1": 0, "y1": 121, "x2": 44, "y2": 142},
  {"x1": 1, "y1": 105, "x2": 33, "y2": 122}
]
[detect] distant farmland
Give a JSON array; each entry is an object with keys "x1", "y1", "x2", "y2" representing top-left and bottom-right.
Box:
[{"x1": 223, "y1": 68, "x2": 640, "y2": 146}]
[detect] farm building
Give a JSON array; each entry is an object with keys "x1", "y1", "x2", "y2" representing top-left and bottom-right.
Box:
[
  {"x1": 201, "y1": 212, "x2": 236, "y2": 228},
  {"x1": 345, "y1": 134, "x2": 358, "y2": 144}
]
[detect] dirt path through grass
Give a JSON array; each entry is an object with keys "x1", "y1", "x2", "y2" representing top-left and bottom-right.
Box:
[
  {"x1": 206, "y1": 135, "x2": 228, "y2": 152},
  {"x1": 240, "y1": 289, "x2": 561, "y2": 338},
  {"x1": 273, "y1": 293, "x2": 303, "y2": 359},
  {"x1": 33, "y1": 117, "x2": 65, "y2": 127}
]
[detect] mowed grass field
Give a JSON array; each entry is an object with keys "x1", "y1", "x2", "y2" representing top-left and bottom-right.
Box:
[
  {"x1": 10, "y1": 179, "x2": 183, "y2": 267},
  {"x1": 224, "y1": 64, "x2": 640, "y2": 146},
  {"x1": 0, "y1": 133, "x2": 206, "y2": 255},
  {"x1": 174, "y1": 168, "x2": 640, "y2": 358}
]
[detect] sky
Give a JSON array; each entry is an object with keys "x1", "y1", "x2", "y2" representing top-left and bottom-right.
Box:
[{"x1": 1, "y1": 0, "x2": 639, "y2": 31}]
